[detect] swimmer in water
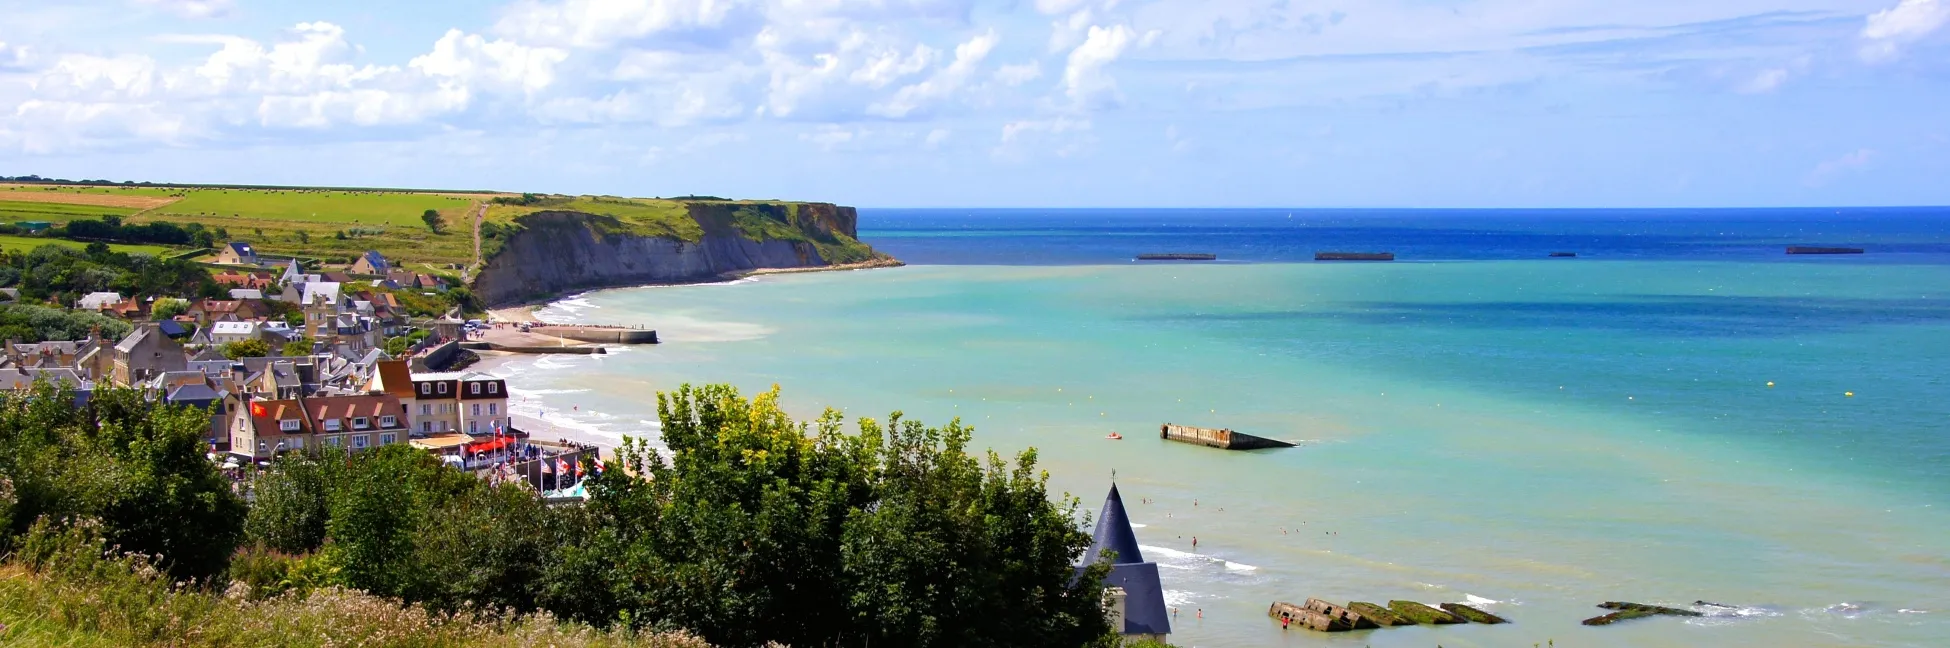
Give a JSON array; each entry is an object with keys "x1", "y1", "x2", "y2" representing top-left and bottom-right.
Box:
[{"x1": 1192, "y1": 536, "x2": 1198, "y2": 549}]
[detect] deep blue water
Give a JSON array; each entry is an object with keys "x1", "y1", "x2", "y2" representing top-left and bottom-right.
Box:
[{"x1": 859, "y1": 207, "x2": 1950, "y2": 265}]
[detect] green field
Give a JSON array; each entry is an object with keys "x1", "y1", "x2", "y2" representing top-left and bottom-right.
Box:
[
  {"x1": 0, "y1": 234, "x2": 175, "y2": 256},
  {"x1": 0, "y1": 200, "x2": 143, "y2": 222},
  {"x1": 158, "y1": 189, "x2": 475, "y2": 227},
  {"x1": 486, "y1": 196, "x2": 704, "y2": 239},
  {"x1": 0, "y1": 185, "x2": 180, "y2": 198}
]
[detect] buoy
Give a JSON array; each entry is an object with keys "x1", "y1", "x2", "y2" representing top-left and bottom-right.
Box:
[
  {"x1": 1766, "y1": 381, "x2": 1775, "y2": 387},
  {"x1": 1845, "y1": 391, "x2": 1855, "y2": 397}
]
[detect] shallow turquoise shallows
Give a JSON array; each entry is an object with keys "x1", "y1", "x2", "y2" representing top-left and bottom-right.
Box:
[{"x1": 499, "y1": 258, "x2": 1949, "y2": 648}]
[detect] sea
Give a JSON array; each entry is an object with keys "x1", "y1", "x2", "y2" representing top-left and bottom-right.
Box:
[{"x1": 482, "y1": 208, "x2": 1950, "y2": 648}]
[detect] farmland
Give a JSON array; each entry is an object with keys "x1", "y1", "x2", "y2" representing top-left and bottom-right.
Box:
[
  {"x1": 156, "y1": 189, "x2": 475, "y2": 227},
  {"x1": 0, "y1": 234, "x2": 174, "y2": 256},
  {"x1": 0, "y1": 200, "x2": 143, "y2": 223}
]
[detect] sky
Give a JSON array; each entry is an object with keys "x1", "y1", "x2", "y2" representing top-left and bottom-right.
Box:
[{"x1": 1, "y1": 0, "x2": 1947, "y2": 208}]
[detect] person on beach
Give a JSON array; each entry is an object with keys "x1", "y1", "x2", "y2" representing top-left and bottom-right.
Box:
[{"x1": 1192, "y1": 536, "x2": 1198, "y2": 549}]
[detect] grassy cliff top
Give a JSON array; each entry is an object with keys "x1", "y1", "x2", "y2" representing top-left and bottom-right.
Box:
[{"x1": 0, "y1": 183, "x2": 866, "y2": 270}]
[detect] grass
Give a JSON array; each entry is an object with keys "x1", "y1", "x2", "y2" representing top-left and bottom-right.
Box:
[
  {"x1": 0, "y1": 200, "x2": 143, "y2": 223},
  {"x1": 2, "y1": 184, "x2": 874, "y2": 272},
  {"x1": 0, "y1": 234, "x2": 175, "y2": 256},
  {"x1": 485, "y1": 196, "x2": 703, "y2": 240},
  {"x1": 0, "y1": 561, "x2": 717, "y2": 648},
  {"x1": 157, "y1": 189, "x2": 476, "y2": 227}
]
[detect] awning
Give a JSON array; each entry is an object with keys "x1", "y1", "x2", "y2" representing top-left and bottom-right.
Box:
[{"x1": 465, "y1": 438, "x2": 510, "y2": 454}]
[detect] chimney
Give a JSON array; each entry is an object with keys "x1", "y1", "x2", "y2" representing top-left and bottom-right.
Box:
[{"x1": 4, "y1": 338, "x2": 19, "y2": 365}]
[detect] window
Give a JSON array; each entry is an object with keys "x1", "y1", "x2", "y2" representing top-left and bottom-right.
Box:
[
  {"x1": 324, "y1": 437, "x2": 340, "y2": 447},
  {"x1": 468, "y1": 420, "x2": 478, "y2": 434},
  {"x1": 420, "y1": 384, "x2": 431, "y2": 396},
  {"x1": 420, "y1": 404, "x2": 430, "y2": 415},
  {"x1": 437, "y1": 383, "x2": 448, "y2": 394},
  {"x1": 322, "y1": 419, "x2": 341, "y2": 432},
  {"x1": 257, "y1": 440, "x2": 267, "y2": 452},
  {"x1": 352, "y1": 435, "x2": 368, "y2": 449},
  {"x1": 380, "y1": 415, "x2": 397, "y2": 427},
  {"x1": 488, "y1": 403, "x2": 497, "y2": 416},
  {"x1": 352, "y1": 417, "x2": 369, "y2": 430},
  {"x1": 279, "y1": 419, "x2": 300, "y2": 432},
  {"x1": 421, "y1": 421, "x2": 431, "y2": 433},
  {"x1": 379, "y1": 433, "x2": 396, "y2": 445},
  {"x1": 470, "y1": 382, "x2": 480, "y2": 395},
  {"x1": 471, "y1": 403, "x2": 481, "y2": 416},
  {"x1": 288, "y1": 438, "x2": 304, "y2": 450},
  {"x1": 488, "y1": 383, "x2": 498, "y2": 394}
]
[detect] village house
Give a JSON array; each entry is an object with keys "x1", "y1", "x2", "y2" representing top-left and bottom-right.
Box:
[
  {"x1": 213, "y1": 270, "x2": 276, "y2": 291},
  {"x1": 188, "y1": 298, "x2": 269, "y2": 324},
  {"x1": 402, "y1": 371, "x2": 508, "y2": 436},
  {"x1": 111, "y1": 322, "x2": 189, "y2": 386},
  {"x1": 207, "y1": 321, "x2": 260, "y2": 345},
  {"x1": 349, "y1": 250, "x2": 390, "y2": 276},
  {"x1": 228, "y1": 393, "x2": 409, "y2": 460},
  {"x1": 214, "y1": 241, "x2": 259, "y2": 266},
  {"x1": 75, "y1": 291, "x2": 123, "y2": 312}
]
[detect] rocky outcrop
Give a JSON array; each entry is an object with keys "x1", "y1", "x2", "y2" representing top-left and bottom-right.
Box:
[{"x1": 472, "y1": 203, "x2": 877, "y2": 307}]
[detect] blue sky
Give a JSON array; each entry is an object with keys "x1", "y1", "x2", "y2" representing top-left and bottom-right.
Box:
[{"x1": 1, "y1": 0, "x2": 1947, "y2": 207}]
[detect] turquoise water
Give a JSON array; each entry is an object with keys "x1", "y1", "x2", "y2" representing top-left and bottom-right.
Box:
[{"x1": 490, "y1": 227, "x2": 1949, "y2": 647}]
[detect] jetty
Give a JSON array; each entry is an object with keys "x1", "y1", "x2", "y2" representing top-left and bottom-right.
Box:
[
  {"x1": 1136, "y1": 253, "x2": 1217, "y2": 261},
  {"x1": 1787, "y1": 246, "x2": 1864, "y2": 255},
  {"x1": 1315, "y1": 252, "x2": 1395, "y2": 261},
  {"x1": 1269, "y1": 600, "x2": 1378, "y2": 632},
  {"x1": 1159, "y1": 424, "x2": 1294, "y2": 450},
  {"x1": 1581, "y1": 601, "x2": 1702, "y2": 626}
]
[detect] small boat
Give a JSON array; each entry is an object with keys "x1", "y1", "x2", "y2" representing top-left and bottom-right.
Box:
[{"x1": 1106, "y1": 433, "x2": 1123, "y2": 440}]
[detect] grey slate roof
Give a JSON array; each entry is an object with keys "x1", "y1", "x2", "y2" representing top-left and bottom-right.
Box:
[{"x1": 1083, "y1": 484, "x2": 1170, "y2": 637}]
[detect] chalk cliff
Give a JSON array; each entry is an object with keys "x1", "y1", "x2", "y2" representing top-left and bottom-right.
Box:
[{"x1": 472, "y1": 201, "x2": 884, "y2": 307}]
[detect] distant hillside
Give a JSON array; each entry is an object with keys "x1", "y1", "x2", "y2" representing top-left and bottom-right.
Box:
[{"x1": 0, "y1": 181, "x2": 893, "y2": 303}]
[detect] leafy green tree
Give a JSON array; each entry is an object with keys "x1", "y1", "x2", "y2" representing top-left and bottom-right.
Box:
[
  {"x1": 244, "y1": 453, "x2": 337, "y2": 554},
  {"x1": 282, "y1": 336, "x2": 314, "y2": 356},
  {"x1": 383, "y1": 335, "x2": 411, "y2": 357},
  {"x1": 150, "y1": 297, "x2": 190, "y2": 320},
  {"x1": 0, "y1": 382, "x2": 246, "y2": 580},
  {"x1": 421, "y1": 209, "x2": 445, "y2": 234},
  {"x1": 220, "y1": 338, "x2": 272, "y2": 360},
  {"x1": 573, "y1": 385, "x2": 1113, "y2": 648}
]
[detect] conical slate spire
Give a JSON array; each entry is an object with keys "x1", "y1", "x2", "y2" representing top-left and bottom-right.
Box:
[{"x1": 1085, "y1": 483, "x2": 1145, "y2": 565}]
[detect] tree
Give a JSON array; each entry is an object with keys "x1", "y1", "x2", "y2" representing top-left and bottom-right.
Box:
[
  {"x1": 421, "y1": 209, "x2": 445, "y2": 234},
  {"x1": 294, "y1": 230, "x2": 310, "y2": 244},
  {"x1": 383, "y1": 335, "x2": 411, "y2": 357},
  {"x1": 0, "y1": 382, "x2": 247, "y2": 580},
  {"x1": 282, "y1": 336, "x2": 314, "y2": 356},
  {"x1": 220, "y1": 338, "x2": 271, "y2": 359},
  {"x1": 568, "y1": 385, "x2": 1114, "y2": 648},
  {"x1": 150, "y1": 297, "x2": 190, "y2": 320}
]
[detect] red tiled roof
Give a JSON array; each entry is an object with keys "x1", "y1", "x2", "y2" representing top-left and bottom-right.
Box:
[{"x1": 247, "y1": 399, "x2": 310, "y2": 436}]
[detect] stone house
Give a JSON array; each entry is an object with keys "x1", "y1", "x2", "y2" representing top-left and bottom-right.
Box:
[
  {"x1": 214, "y1": 242, "x2": 259, "y2": 266},
  {"x1": 111, "y1": 323, "x2": 189, "y2": 386},
  {"x1": 349, "y1": 251, "x2": 390, "y2": 276},
  {"x1": 228, "y1": 393, "x2": 409, "y2": 460}
]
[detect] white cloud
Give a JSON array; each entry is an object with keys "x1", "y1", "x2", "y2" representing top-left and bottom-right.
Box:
[
  {"x1": 0, "y1": 41, "x2": 35, "y2": 71},
  {"x1": 849, "y1": 43, "x2": 935, "y2": 88},
  {"x1": 869, "y1": 30, "x2": 995, "y2": 118},
  {"x1": 411, "y1": 29, "x2": 569, "y2": 95},
  {"x1": 994, "y1": 116, "x2": 1092, "y2": 159},
  {"x1": 134, "y1": 0, "x2": 234, "y2": 19},
  {"x1": 1063, "y1": 24, "x2": 1133, "y2": 109},
  {"x1": 492, "y1": 0, "x2": 749, "y2": 48},
  {"x1": 1807, "y1": 148, "x2": 1875, "y2": 185},
  {"x1": 1034, "y1": 0, "x2": 1092, "y2": 15},
  {"x1": 1738, "y1": 68, "x2": 1788, "y2": 94},
  {"x1": 799, "y1": 124, "x2": 858, "y2": 150},
  {"x1": 993, "y1": 61, "x2": 1042, "y2": 86},
  {"x1": 924, "y1": 127, "x2": 950, "y2": 148},
  {"x1": 1860, "y1": 0, "x2": 1950, "y2": 61},
  {"x1": 1048, "y1": 9, "x2": 1094, "y2": 53}
]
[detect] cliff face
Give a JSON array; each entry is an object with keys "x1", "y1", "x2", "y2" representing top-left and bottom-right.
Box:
[{"x1": 473, "y1": 202, "x2": 873, "y2": 307}]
